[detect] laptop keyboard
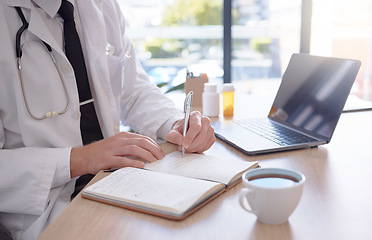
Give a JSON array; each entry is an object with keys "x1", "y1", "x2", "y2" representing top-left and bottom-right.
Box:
[{"x1": 234, "y1": 118, "x2": 317, "y2": 146}]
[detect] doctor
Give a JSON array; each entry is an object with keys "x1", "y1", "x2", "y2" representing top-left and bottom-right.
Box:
[{"x1": 0, "y1": 0, "x2": 216, "y2": 239}]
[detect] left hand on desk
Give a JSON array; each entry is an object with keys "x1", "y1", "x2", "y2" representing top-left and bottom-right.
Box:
[{"x1": 167, "y1": 111, "x2": 215, "y2": 153}]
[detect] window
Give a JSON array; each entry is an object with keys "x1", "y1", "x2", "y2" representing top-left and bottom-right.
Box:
[
  {"x1": 117, "y1": 0, "x2": 302, "y2": 97},
  {"x1": 311, "y1": 0, "x2": 372, "y2": 106},
  {"x1": 117, "y1": 0, "x2": 224, "y2": 93},
  {"x1": 231, "y1": 0, "x2": 301, "y2": 95}
]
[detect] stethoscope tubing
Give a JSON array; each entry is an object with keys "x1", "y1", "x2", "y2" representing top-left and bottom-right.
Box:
[{"x1": 15, "y1": 6, "x2": 70, "y2": 120}]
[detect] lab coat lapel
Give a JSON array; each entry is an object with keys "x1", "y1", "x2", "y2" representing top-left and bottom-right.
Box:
[
  {"x1": 4, "y1": 0, "x2": 30, "y2": 9},
  {"x1": 76, "y1": 0, "x2": 120, "y2": 138},
  {"x1": 6, "y1": 0, "x2": 66, "y2": 60},
  {"x1": 27, "y1": 4, "x2": 66, "y2": 59}
]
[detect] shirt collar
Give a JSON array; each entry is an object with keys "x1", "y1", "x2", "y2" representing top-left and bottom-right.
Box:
[
  {"x1": 6, "y1": 0, "x2": 76, "y2": 18},
  {"x1": 32, "y1": 0, "x2": 61, "y2": 18}
]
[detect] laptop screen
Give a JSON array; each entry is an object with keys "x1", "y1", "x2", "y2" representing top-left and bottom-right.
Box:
[{"x1": 268, "y1": 53, "x2": 361, "y2": 141}]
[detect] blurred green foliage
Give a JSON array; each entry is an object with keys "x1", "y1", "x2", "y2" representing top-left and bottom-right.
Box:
[
  {"x1": 250, "y1": 38, "x2": 272, "y2": 55},
  {"x1": 162, "y1": 0, "x2": 222, "y2": 26}
]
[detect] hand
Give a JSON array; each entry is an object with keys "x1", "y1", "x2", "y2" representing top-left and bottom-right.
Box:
[
  {"x1": 70, "y1": 132, "x2": 165, "y2": 178},
  {"x1": 167, "y1": 111, "x2": 215, "y2": 154}
]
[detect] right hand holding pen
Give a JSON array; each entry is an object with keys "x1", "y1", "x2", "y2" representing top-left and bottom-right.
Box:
[
  {"x1": 167, "y1": 111, "x2": 215, "y2": 154},
  {"x1": 70, "y1": 132, "x2": 165, "y2": 178}
]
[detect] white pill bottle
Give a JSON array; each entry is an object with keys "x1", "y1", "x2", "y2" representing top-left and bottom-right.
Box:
[{"x1": 202, "y1": 83, "x2": 219, "y2": 117}]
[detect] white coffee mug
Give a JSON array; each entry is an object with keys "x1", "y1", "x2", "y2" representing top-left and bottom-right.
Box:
[{"x1": 239, "y1": 168, "x2": 305, "y2": 224}]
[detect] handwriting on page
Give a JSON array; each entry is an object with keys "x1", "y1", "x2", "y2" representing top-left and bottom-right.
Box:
[
  {"x1": 85, "y1": 167, "x2": 221, "y2": 214},
  {"x1": 145, "y1": 151, "x2": 252, "y2": 185}
]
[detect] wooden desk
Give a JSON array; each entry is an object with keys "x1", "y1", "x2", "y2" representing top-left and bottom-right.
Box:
[{"x1": 39, "y1": 99, "x2": 372, "y2": 240}]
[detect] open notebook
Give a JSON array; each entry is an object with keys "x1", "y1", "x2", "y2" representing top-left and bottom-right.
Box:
[{"x1": 82, "y1": 151, "x2": 258, "y2": 220}]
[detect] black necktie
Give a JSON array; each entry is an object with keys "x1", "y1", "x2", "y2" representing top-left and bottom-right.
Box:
[{"x1": 58, "y1": 0, "x2": 103, "y2": 145}]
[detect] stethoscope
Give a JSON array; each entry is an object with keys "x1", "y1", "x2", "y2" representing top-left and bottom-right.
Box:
[{"x1": 15, "y1": 7, "x2": 70, "y2": 120}]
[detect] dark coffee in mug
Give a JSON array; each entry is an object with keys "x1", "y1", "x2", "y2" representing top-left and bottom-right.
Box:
[{"x1": 248, "y1": 174, "x2": 299, "y2": 188}]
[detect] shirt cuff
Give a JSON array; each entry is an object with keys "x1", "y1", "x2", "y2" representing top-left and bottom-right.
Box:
[
  {"x1": 156, "y1": 116, "x2": 182, "y2": 141},
  {"x1": 51, "y1": 147, "x2": 72, "y2": 189}
]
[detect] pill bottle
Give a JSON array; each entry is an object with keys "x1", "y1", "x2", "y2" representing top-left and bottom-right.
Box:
[
  {"x1": 222, "y1": 83, "x2": 235, "y2": 117},
  {"x1": 202, "y1": 83, "x2": 219, "y2": 117}
]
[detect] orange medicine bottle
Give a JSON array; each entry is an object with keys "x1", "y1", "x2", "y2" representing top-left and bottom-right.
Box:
[{"x1": 222, "y1": 83, "x2": 235, "y2": 117}]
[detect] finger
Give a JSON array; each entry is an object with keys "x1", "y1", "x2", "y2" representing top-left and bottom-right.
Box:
[
  {"x1": 109, "y1": 156, "x2": 146, "y2": 169},
  {"x1": 172, "y1": 119, "x2": 184, "y2": 132},
  {"x1": 185, "y1": 114, "x2": 209, "y2": 149},
  {"x1": 115, "y1": 144, "x2": 159, "y2": 163},
  {"x1": 81, "y1": 135, "x2": 160, "y2": 174},
  {"x1": 185, "y1": 123, "x2": 207, "y2": 151},
  {"x1": 183, "y1": 111, "x2": 202, "y2": 148},
  {"x1": 185, "y1": 117, "x2": 215, "y2": 153},
  {"x1": 167, "y1": 129, "x2": 183, "y2": 146},
  {"x1": 130, "y1": 137, "x2": 165, "y2": 160},
  {"x1": 118, "y1": 131, "x2": 160, "y2": 148},
  {"x1": 114, "y1": 135, "x2": 165, "y2": 160},
  {"x1": 193, "y1": 125, "x2": 216, "y2": 153}
]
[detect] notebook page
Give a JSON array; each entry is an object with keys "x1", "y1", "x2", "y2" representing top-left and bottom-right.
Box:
[
  {"x1": 84, "y1": 167, "x2": 222, "y2": 215},
  {"x1": 145, "y1": 151, "x2": 257, "y2": 185}
]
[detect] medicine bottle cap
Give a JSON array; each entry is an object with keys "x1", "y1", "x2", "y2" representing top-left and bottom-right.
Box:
[
  {"x1": 222, "y1": 83, "x2": 235, "y2": 92},
  {"x1": 204, "y1": 82, "x2": 218, "y2": 92}
]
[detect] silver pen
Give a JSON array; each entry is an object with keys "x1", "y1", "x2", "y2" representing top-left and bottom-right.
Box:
[{"x1": 182, "y1": 91, "x2": 193, "y2": 156}]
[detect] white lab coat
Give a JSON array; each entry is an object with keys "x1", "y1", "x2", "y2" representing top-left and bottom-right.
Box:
[{"x1": 0, "y1": 0, "x2": 183, "y2": 239}]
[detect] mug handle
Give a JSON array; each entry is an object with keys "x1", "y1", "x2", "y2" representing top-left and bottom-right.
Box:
[{"x1": 239, "y1": 188, "x2": 257, "y2": 215}]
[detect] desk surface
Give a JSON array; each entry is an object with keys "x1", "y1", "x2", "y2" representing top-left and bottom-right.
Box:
[{"x1": 39, "y1": 95, "x2": 372, "y2": 240}]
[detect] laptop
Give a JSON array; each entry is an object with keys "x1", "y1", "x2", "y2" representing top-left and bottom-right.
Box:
[{"x1": 212, "y1": 53, "x2": 361, "y2": 155}]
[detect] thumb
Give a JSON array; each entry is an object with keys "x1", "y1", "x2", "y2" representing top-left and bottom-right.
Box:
[{"x1": 167, "y1": 129, "x2": 183, "y2": 146}]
